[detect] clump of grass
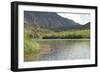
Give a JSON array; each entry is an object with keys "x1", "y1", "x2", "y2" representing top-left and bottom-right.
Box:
[{"x1": 24, "y1": 32, "x2": 40, "y2": 57}]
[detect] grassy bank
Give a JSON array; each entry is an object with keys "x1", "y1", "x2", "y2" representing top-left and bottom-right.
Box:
[
  {"x1": 42, "y1": 29, "x2": 90, "y2": 39},
  {"x1": 24, "y1": 32, "x2": 41, "y2": 61}
]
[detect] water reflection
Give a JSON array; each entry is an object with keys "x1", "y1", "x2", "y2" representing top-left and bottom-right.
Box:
[{"x1": 25, "y1": 39, "x2": 90, "y2": 62}]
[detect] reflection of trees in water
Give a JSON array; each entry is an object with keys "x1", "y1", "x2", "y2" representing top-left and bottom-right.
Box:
[{"x1": 36, "y1": 40, "x2": 90, "y2": 49}]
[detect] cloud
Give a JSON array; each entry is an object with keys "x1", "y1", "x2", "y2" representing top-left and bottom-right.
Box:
[{"x1": 57, "y1": 13, "x2": 90, "y2": 25}]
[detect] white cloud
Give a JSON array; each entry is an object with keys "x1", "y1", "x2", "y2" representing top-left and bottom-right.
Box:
[{"x1": 57, "y1": 13, "x2": 90, "y2": 25}]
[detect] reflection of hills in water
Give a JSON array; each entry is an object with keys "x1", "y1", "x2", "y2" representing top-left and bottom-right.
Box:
[{"x1": 24, "y1": 11, "x2": 90, "y2": 31}]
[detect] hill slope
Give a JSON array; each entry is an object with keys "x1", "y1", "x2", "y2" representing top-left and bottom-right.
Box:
[{"x1": 24, "y1": 11, "x2": 90, "y2": 31}]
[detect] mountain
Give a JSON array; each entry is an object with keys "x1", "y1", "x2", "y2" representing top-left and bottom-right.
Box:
[
  {"x1": 24, "y1": 11, "x2": 90, "y2": 31},
  {"x1": 83, "y1": 22, "x2": 90, "y2": 29}
]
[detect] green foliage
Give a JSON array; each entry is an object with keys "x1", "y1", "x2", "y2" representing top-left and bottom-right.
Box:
[
  {"x1": 24, "y1": 32, "x2": 40, "y2": 56},
  {"x1": 25, "y1": 23, "x2": 90, "y2": 39},
  {"x1": 42, "y1": 30, "x2": 90, "y2": 39}
]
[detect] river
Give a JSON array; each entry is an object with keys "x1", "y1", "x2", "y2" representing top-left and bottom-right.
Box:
[{"x1": 25, "y1": 39, "x2": 90, "y2": 61}]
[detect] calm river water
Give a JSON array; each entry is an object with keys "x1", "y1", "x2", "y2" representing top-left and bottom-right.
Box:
[{"x1": 25, "y1": 39, "x2": 90, "y2": 61}]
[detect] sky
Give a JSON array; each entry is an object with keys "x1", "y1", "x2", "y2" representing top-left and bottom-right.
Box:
[{"x1": 57, "y1": 13, "x2": 90, "y2": 25}]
